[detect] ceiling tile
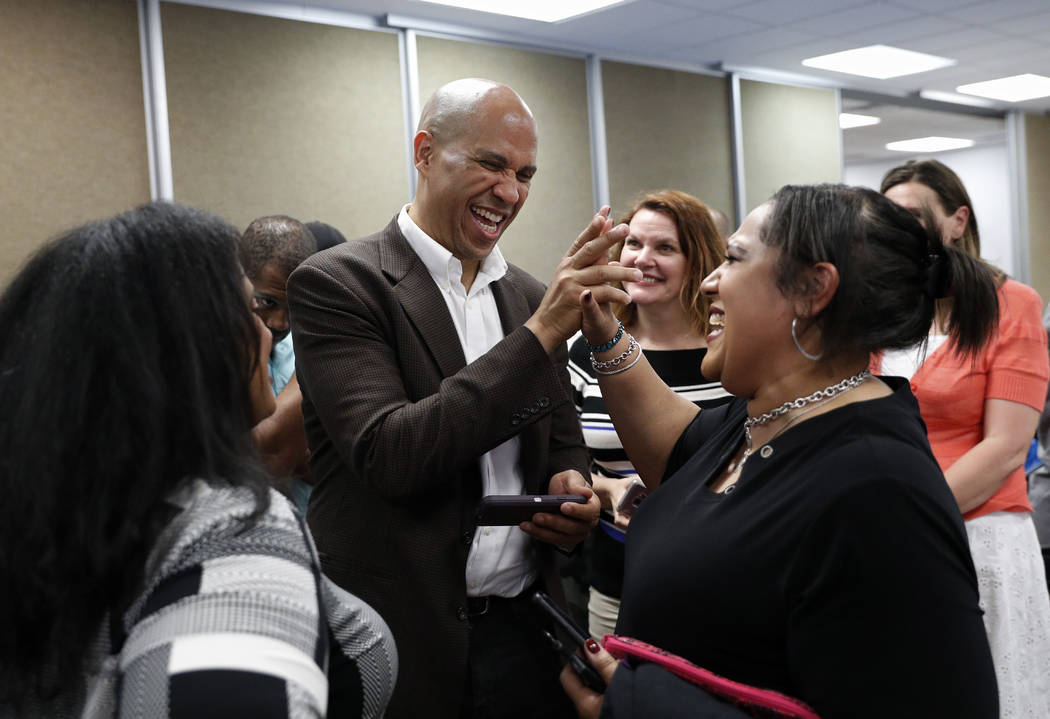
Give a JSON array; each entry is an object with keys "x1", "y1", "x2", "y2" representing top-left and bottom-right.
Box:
[
  {"x1": 658, "y1": 0, "x2": 767, "y2": 10},
  {"x1": 686, "y1": 27, "x2": 819, "y2": 64},
  {"x1": 988, "y1": 10, "x2": 1050, "y2": 36},
  {"x1": 885, "y1": 0, "x2": 983, "y2": 12},
  {"x1": 786, "y1": 3, "x2": 920, "y2": 35},
  {"x1": 639, "y1": 12, "x2": 766, "y2": 48},
  {"x1": 949, "y1": 0, "x2": 1050, "y2": 24},
  {"x1": 949, "y1": 36, "x2": 1044, "y2": 64},
  {"x1": 905, "y1": 26, "x2": 1010, "y2": 53},
  {"x1": 830, "y1": 15, "x2": 970, "y2": 47},
  {"x1": 723, "y1": 0, "x2": 866, "y2": 25},
  {"x1": 535, "y1": 1, "x2": 701, "y2": 41}
]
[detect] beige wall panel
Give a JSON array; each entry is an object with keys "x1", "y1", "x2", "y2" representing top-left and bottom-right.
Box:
[
  {"x1": 0, "y1": 0, "x2": 149, "y2": 287},
  {"x1": 416, "y1": 36, "x2": 593, "y2": 283},
  {"x1": 1024, "y1": 113, "x2": 1050, "y2": 305},
  {"x1": 740, "y1": 80, "x2": 840, "y2": 212},
  {"x1": 602, "y1": 61, "x2": 734, "y2": 225},
  {"x1": 162, "y1": 3, "x2": 406, "y2": 236}
]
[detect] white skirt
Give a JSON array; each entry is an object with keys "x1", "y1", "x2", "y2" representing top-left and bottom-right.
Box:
[{"x1": 965, "y1": 511, "x2": 1050, "y2": 718}]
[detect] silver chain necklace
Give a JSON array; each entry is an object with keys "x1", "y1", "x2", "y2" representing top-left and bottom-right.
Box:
[
  {"x1": 723, "y1": 369, "x2": 872, "y2": 485},
  {"x1": 744, "y1": 369, "x2": 872, "y2": 429}
]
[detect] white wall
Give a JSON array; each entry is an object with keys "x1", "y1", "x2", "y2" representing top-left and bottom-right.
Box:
[{"x1": 844, "y1": 143, "x2": 1014, "y2": 277}]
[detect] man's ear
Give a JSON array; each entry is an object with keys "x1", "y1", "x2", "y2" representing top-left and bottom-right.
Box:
[
  {"x1": 795, "y1": 262, "x2": 840, "y2": 318},
  {"x1": 413, "y1": 130, "x2": 434, "y2": 174},
  {"x1": 946, "y1": 205, "x2": 970, "y2": 244}
]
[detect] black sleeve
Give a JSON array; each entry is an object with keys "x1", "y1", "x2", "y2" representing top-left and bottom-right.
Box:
[
  {"x1": 662, "y1": 401, "x2": 740, "y2": 483},
  {"x1": 600, "y1": 662, "x2": 754, "y2": 719},
  {"x1": 785, "y1": 466, "x2": 997, "y2": 718}
]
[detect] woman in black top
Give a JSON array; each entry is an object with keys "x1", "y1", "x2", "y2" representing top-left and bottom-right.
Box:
[{"x1": 539, "y1": 184, "x2": 999, "y2": 718}]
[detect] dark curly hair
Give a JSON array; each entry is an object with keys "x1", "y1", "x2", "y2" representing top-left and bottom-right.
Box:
[{"x1": 0, "y1": 202, "x2": 270, "y2": 705}]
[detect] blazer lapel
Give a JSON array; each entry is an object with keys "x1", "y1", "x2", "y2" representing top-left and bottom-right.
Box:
[
  {"x1": 491, "y1": 269, "x2": 548, "y2": 494},
  {"x1": 489, "y1": 267, "x2": 532, "y2": 332},
  {"x1": 379, "y1": 219, "x2": 466, "y2": 378}
]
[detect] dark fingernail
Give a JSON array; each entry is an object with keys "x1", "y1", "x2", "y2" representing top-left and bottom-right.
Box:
[{"x1": 586, "y1": 639, "x2": 600, "y2": 654}]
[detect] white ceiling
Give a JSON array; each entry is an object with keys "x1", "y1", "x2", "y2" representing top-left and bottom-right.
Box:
[{"x1": 252, "y1": 0, "x2": 1050, "y2": 115}]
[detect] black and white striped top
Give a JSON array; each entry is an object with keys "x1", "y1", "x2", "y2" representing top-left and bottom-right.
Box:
[
  {"x1": 568, "y1": 332, "x2": 733, "y2": 481},
  {"x1": 63, "y1": 480, "x2": 397, "y2": 719},
  {"x1": 568, "y1": 332, "x2": 733, "y2": 597}
]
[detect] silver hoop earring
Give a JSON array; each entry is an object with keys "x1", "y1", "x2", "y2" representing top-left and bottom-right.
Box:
[{"x1": 791, "y1": 317, "x2": 824, "y2": 361}]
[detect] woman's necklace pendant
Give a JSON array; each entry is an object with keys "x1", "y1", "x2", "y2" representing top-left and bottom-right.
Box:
[{"x1": 727, "y1": 449, "x2": 750, "y2": 475}]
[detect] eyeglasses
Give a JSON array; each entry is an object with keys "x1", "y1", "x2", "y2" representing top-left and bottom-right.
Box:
[{"x1": 252, "y1": 291, "x2": 289, "y2": 313}]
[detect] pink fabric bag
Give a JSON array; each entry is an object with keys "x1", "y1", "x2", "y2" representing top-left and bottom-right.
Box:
[{"x1": 602, "y1": 634, "x2": 821, "y2": 719}]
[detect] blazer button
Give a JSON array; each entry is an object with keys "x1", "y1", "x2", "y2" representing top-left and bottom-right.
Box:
[
  {"x1": 456, "y1": 605, "x2": 468, "y2": 622},
  {"x1": 462, "y1": 529, "x2": 474, "y2": 546},
  {"x1": 510, "y1": 415, "x2": 521, "y2": 426},
  {"x1": 538, "y1": 396, "x2": 550, "y2": 408}
]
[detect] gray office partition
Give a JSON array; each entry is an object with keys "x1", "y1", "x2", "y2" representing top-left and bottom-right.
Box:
[
  {"x1": 0, "y1": 0, "x2": 150, "y2": 285},
  {"x1": 739, "y1": 79, "x2": 841, "y2": 213},
  {"x1": 161, "y1": 2, "x2": 407, "y2": 236},
  {"x1": 601, "y1": 61, "x2": 734, "y2": 226}
]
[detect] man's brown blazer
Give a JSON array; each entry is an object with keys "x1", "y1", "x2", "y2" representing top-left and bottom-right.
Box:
[{"x1": 287, "y1": 217, "x2": 589, "y2": 718}]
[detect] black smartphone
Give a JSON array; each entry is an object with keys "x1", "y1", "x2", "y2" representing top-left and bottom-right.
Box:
[
  {"x1": 614, "y1": 478, "x2": 649, "y2": 518},
  {"x1": 531, "y1": 590, "x2": 606, "y2": 692},
  {"x1": 474, "y1": 494, "x2": 586, "y2": 526}
]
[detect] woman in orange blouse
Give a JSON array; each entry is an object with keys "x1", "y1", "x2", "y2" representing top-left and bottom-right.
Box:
[{"x1": 881, "y1": 159, "x2": 1050, "y2": 718}]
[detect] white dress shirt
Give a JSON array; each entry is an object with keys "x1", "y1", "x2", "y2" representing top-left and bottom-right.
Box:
[{"x1": 398, "y1": 206, "x2": 537, "y2": 598}]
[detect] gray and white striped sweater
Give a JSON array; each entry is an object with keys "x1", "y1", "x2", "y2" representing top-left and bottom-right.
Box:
[{"x1": 37, "y1": 480, "x2": 397, "y2": 719}]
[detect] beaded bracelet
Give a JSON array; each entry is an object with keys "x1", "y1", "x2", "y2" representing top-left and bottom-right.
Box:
[
  {"x1": 591, "y1": 334, "x2": 637, "y2": 371},
  {"x1": 594, "y1": 346, "x2": 642, "y2": 375},
  {"x1": 584, "y1": 321, "x2": 624, "y2": 353}
]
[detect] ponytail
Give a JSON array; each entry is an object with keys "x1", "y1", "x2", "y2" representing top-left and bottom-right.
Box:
[{"x1": 940, "y1": 243, "x2": 1000, "y2": 358}]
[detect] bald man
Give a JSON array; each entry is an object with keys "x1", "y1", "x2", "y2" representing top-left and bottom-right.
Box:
[{"x1": 288, "y1": 79, "x2": 606, "y2": 717}]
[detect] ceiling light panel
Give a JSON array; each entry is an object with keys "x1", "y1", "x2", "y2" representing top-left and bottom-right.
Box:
[
  {"x1": 956, "y1": 74, "x2": 1050, "y2": 102},
  {"x1": 802, "y1": 44, "x2": 955, "y2": 79},
  {"x1": 885, "y1": 136, "x2": 975, "y2": 153},
  {"x1": 839, "y1": 113, "x2": 881, "y2": 129},
  {"x1": 414, "y1": 0, "x2": 631, "y2": 23},
  {"x1": 917, "y1": 90, "x2": 998, "y2": 109}
]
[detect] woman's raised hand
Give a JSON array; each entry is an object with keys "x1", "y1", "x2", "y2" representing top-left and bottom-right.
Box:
[{"x1": 525, "y1": 207, "x2": 641, "y2": 353}]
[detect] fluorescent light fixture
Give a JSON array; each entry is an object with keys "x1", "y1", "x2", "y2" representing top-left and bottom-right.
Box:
[
  {"x1": 802, "y1": 44, "x2": 955, "y2": 79},
  {"x1": 839, "y1": 112, "x2": 881, "y2": 129},
  {"x1": 414, "y1": 0, "x2": 630, "y2": 23},
  {"x1": 918, "y1": 89, "x2": 998, "y2": 109},
  {"x1": 885, "y1": 136, "x2": 975, "y2": 153},
  {"x1": 956, "y1": 73, "x2": 1050, "y2": 102}
]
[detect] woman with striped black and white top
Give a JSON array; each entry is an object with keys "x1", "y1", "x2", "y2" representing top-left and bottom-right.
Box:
[{"x1": 567, "y1": 190, "x2": 733, "y2": 638}]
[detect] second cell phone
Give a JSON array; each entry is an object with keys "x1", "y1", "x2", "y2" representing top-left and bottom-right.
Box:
[
  {"x1": 531, "y1": 590, "x2": 606, "y2": 692},
  {"x1": 615, "y1": 478, "x2": 649, "y2": 518}
]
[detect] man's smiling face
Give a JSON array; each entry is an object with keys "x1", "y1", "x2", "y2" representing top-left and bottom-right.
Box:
[{"x1": 413, "y1": 89, "x2": 538, "y2": 268}]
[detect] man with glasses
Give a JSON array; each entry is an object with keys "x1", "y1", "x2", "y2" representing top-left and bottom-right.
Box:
[{"x1": 238, "y1": 214, "x2": 315, "y2": 512}]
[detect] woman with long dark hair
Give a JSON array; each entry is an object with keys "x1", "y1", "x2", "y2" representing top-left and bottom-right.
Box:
[
  {"x1": 0, "y1": 202, "x2": 395, "y2": 718},
  {"x1": 881, "y1": 159, "x2": 1050, "y2": 718},
  {"x1": 526, "y1": 184, "x2": 1000, "y2": 717}
]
